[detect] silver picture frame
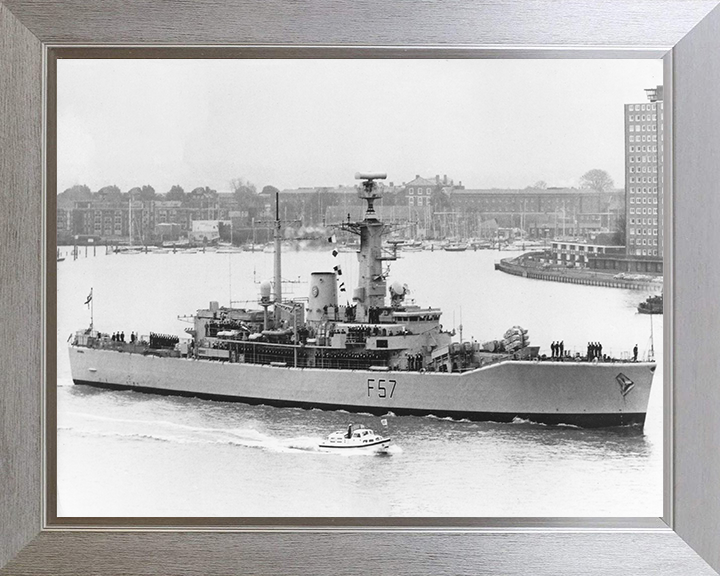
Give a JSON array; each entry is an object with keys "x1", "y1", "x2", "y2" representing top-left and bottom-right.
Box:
[{"x1": 2, "y1": 1, "x2": 720, "y2": 574}]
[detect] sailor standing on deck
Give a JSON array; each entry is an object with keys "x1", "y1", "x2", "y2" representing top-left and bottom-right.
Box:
[{"x1": 633, "y1": 344, "x2": 639, "y2": 361}]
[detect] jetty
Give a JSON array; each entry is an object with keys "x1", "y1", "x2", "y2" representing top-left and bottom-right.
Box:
[{"x1": 495, "y1": 254, "x2": 662, "y2": 291}]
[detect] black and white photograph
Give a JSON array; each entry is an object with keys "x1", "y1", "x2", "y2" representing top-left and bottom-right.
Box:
[{"x1": 57, "y1": 58, "x2": 664, "y2": 518}]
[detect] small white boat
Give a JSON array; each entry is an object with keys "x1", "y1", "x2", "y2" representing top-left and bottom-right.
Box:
[
  {"x1": 443, "y1": 242, "x2": 469, "y2": 252},
  {"x1": 318, "y1": 424, "x2": 391, "y2": 453}
]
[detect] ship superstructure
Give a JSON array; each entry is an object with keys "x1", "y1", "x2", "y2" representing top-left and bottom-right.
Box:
[
  {"x1": 69, "y1": 174, "x2": 656, "y2": 428},
  {"x1": 166, "y1": 173, "x2": 464, "y2": 374}
]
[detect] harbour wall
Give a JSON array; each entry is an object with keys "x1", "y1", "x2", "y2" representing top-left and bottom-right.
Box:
[{"x1": 495, "y1": 257, "x2": 660, "y2": 291}]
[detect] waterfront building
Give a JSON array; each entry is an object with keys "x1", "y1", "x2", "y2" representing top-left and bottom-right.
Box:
[
  {"x1": 551, "y1": 239, "x2": 625, "y2": 267},
  {"x1": 450, "y1": 187, "x2": 622, "y2": 239},
  {"x1": 405, "y1": 175, "x2": 441, "y2": 208},
  {"x1": 155, "y1": 222, "x2": 181, "y2": 242},
  {"x1": 70, "y1": 200, "x2": 132, "y2": 242},
  {"x1": 189, "y1": 220, "x2": 221, "y2": 243},
  {"x1": 402, "y1": 175, "x2": 456, "y2": 237},
  {"x1": 268, "y1": 183, "x2": 404, "y2": 227},
  {"x1": 587, "y1": 86, "x2": 664, "y2": 275},
  {"x1": 185, "y1": 188, "x2": 220, "y2": 222},
  {"x1": 56, "y1": 185, "x2": 93, "y2": 244},
  {"x1": 625, "y1": 85, "x2": 663, "y2": 258},
  {"x1": 154, "y1": 200, "x2": 192, "y2": 233}
]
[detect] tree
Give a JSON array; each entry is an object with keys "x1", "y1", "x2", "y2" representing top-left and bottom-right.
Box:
[
  {"x1": 190, "y1": 186, "x2": 217, "y2": 198},
  {"x1": 533, "y1": 180, "x2": 547, "y2": 189},
  {"x1": 261, "y1": 185, "x2": 280, "y2": 196},
  {"x1": 231, "y1": 178, "x2": 256, "y2": 199},
  {"x1": 431, "y1": 187, "x2": 452, "y2": 212},
  {"x1": 231, "y1": 178, "x2": 263, "y2": 220},
  {"x1": 58, "y1": 184, "x2": 92, "y2": 204},
  {"x1": 580, "y1": 169, "x2": 614, "y2": 193},
  {"x1": 139, "y1": 185, "x2": 156, "y2": 201},
  {"x1": 218, "y1": 221, "x2": 231, "y2": 243},
  {"x1": 97, "y1": 185, "x2": 122, "y2": 199},
  {"x1": 96, "y1": 185, "x2": 123, "y2": 204},
  {"x1": 127, "y1": 186, "x2": 155, "y2": 201},
  {"x1": 165, "y1": 185, "x2": 185, "y2": 201}
]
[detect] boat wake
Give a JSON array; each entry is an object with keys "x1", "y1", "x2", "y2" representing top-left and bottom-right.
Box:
[
  {"x1": 314, "y1": 443, "x2": 400, "y2": 457},
  {"x1": 510, "y1": 416, "x2": 548, "y2": 427},
  {"x1": 424, "y1": 414, "x2": 473, "y2": 423},
  {"x1": 59, "y1": 412, "x2": 360, "y2": 454}
]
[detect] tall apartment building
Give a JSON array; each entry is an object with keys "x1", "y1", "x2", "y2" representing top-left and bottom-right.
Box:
[{"x1": 625, "y1": 85, "x2": 663, "y2": 258}]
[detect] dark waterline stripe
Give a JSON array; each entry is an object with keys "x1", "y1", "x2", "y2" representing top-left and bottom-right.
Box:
[
  {"x1": 318, "y1": 438, "x2": 390, "y2": 449},
  {"x1": 71, "y1": 379, "x2": 646, "y2": 429}
]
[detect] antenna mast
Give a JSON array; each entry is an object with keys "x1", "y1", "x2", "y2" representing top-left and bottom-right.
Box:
[
  {"x1": 649, "y1": 314, "x2": 655, "y2": 361},
  {"x1": 274, "y1": 190, "x2": 282, "y2": 305},
  {"x1": 338, "y1": 173, "x2": 397, "y2": 323}
]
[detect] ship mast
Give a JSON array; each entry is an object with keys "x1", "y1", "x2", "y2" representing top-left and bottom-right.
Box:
[
  {"x1": 273, "y1": 190, "x2": 282, "y2": 305},
  {"x1": 260, "y1": 190, "x2": 300, "y2": 320},
  {"x1": 340, "y1": 173, "x2": 397, "y2": 323},
  {"x1": 649, "y1": 313, "x2": 655, "y2": 361}
]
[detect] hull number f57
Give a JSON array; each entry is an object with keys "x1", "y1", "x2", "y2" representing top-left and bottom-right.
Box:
[{"x1": 367, "y1": 378, "x2": 397, "y2": 399}]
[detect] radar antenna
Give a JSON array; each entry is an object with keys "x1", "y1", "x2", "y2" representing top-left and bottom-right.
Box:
[{"x1": 355, "y1": 172, "x2": 387, "y2": 218}]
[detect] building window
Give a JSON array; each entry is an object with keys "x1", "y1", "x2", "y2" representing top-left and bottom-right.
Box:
[
  {"x1": 417, "y1": 198, "x2": 423, "y2": 206},
  {"x1": 409, "y1": 188, "x2": 414, "y2": 195},
  {"x1": 409, "y1": 197, "x2": 414, "y2": 206}
]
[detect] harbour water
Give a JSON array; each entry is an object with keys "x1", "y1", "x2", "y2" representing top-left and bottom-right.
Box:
[{"x1": 56, "y1": 247, "x2": 663, "y2": 517}]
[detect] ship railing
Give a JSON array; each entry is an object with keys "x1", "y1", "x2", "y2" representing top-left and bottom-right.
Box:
[
  {"x1": 208, "y1": 339, "x2": 392, "y2": 371},
  {"x1": 533, "y1": 348, "x2": 648, "y2": 363}
]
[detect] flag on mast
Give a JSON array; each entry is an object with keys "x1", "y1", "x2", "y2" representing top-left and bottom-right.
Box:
[{"x1": 85, "y1": 289, "x2": 93, "y2": 307}]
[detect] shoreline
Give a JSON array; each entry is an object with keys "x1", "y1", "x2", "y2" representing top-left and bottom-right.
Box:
[{"x1": 495, "y1": 254, "x2": 662, "y2": 291}]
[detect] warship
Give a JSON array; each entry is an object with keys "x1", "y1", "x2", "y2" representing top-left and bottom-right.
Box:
[{"x1": 69, "y1": 174, "x2": 656, "y2": 428}]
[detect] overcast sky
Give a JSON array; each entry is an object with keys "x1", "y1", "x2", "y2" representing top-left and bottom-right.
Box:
[{"x1": 57, "y1": 59, "x2": 662, "y2": 194}]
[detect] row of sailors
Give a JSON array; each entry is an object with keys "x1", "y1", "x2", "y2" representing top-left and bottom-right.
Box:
[{"x1": 111, "y1": 331, "x2": 138, "y2": 343}]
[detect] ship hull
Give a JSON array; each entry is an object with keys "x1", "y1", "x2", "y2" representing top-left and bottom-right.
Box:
[{"x1": 69, "y1": 345, "x2": 655, "y2": 428}]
